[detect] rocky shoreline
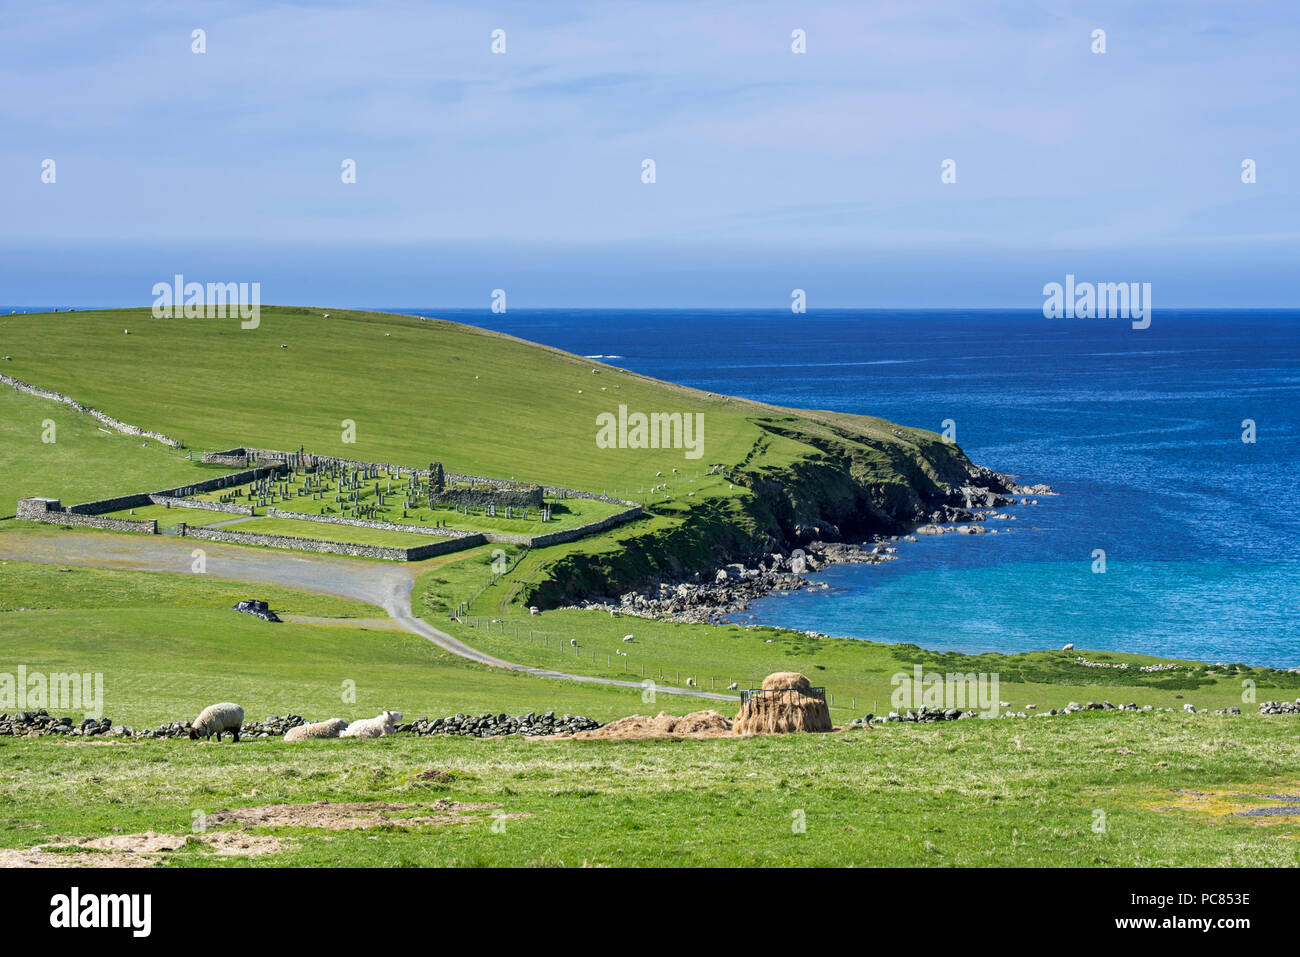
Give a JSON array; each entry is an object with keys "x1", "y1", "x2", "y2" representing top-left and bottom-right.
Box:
[{"x1": 567, "y1": 473, "x2": 1057, "y2": 626}]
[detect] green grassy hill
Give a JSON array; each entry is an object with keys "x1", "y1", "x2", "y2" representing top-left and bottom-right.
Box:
[
  {"x1": 1, "y1": 306, "x2": 990, "y2": 597},
  {"x1": 2, "y1": 306, "x2": 909, "y2": 492}
]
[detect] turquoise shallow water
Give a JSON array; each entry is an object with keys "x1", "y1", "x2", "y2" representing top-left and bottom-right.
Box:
[
  {"x1": 413, "y1": 308, "x2": 1300, "y2": 667},
  {"x1": 740, "y1": 554, "x2": 1300, "y2": 667}
]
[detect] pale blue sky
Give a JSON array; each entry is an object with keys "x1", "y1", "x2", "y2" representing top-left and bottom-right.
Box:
[{"x1": 2, "y1": 0, "x2": 1297, "y2": 307}]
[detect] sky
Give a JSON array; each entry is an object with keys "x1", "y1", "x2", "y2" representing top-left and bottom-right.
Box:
[{"x1": 1, "y1": 0, "x2": 1297, "y2": 308}]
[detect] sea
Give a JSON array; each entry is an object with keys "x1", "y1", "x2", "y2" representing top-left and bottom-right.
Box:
[{"x1": 404, "y1": 308, "x2": 1298, "y2": 668}]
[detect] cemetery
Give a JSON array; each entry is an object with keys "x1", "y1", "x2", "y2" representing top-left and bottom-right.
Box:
[
  {"x1": 188, "y1": 455, "x2": 632, "y2": 534},
  {"x1": 17, "y1": 445, "x2": 643, "y2": 561}
]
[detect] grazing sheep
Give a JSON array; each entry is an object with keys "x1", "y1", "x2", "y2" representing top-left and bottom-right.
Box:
[
  {"x1": 727, "y1": 682, "x2": 738, "y2": 690},
  {"x1": 188, "y1": 703, "x2": 245, "y2": 742},
  {"x1": 339, "y1": 710, "x2": 402, "y2": 738},
  {"x1": 1062, "y1": 643, "x2": 1075, "y2": 651},
  {"x1": 283, "y1": 718, "x2": 348, "y2": 742}
]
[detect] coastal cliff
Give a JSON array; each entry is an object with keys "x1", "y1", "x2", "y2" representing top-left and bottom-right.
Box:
[{"x1": 522, "y1": 412, "x2": 1033, "y2": 609}]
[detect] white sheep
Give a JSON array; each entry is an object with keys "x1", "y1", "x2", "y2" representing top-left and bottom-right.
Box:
[
  {"x1": 283, "y1": 718, "x2": 348, "y2": 741},
  {"x1": 569, "y1": 638, "x2": 578, "y2": 647},
  {"x1": 188, "y1": 702, "x2": 245, "y2": 742},
  {"x1": 686, "y1": 677, "x2": 697, "y2": 687},
  {"x1": 1062, "y1": 643, "x2": 1075, "y2": 651},
  {"x1": 727, "y1": 682, "x2": 738, "y2": 690},
  {"x1": 622, "y1": 634, "x2": 635, "y2": 642},
  {"x1": 339, "y1": 710, "x2": 402, "y2": 738}
]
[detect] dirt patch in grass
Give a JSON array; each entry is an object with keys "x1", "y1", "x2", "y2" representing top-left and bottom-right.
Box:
[
  {"x1": 0, "y1": 846, "x2": 159, "y2": 868},
  {"x1": 553, "y1": 710, "x2": 735, "y2": 741},
  {"x1": 56, "y1": 739, "x2": 149, "y2": 747},
  {"x1": 206, "y1": 799, "x2": 515, "y2": 830},
  {"x1": 0, "y1": 830, "x2": 289, "y2": 867},
  {"x1": 75, "y1": 832, "x2": 190, "y2": 853},
  {"x1": 414, "y1": 768, "x2": 455, "y2": 782}
]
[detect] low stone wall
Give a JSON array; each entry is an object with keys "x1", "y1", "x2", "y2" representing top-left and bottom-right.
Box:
[
  {"x1": 539, "y1": 486, "x2": 635, "y2": 506},
  {"x1": 65, "y1": 492, "x2": 153, "y2": 515},
  {"x1": 520, "y1": 505, "x2": 644, "y2": 548},
  {"x1": 65, "y1": 466, "x2": 278, "y2": 515},
  {"x1": 149, "y1": 495, "x2": 254, "y2": 516},
  {"x1": 265, "y1": 508, "x2": 480, "y2": 539},
  {"x1": 1, "y1": 372, "x2": 182, "y2": 447},
  {"x1": 179, "y1": 523, "x2": 483, "y2": 561},
  {"x1": 16, "y1": 498, "x2": 156, "y2": 534},
  {"x1": 154, "y1": 466, "x2": 282, "y2": 499}
]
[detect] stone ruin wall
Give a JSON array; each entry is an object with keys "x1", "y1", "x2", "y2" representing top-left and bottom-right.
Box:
[{"x1": 16, "y1": 498, "x2": 157, "y2": 534}]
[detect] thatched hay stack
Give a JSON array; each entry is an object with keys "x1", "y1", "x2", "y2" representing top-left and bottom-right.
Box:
[
  {"x1": 761, "y1": 672, "x2": 812, "y2": 691},
  {"x1": 733, "y1": 672, "x2": 833, "y2": 734}
]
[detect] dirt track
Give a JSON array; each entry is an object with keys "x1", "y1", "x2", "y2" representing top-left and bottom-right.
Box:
[{"x1": 1, "y1": 532, "x2": 738, "y2": 702}]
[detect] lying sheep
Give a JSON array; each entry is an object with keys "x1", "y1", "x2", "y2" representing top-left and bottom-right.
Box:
[
  {"x1": 622, "y1": 634, "x2": 635, "y2": 642},
  {"x1": 188, "y1": 702, "x2": 245, "y2": 742},
  {"x1": 339, "y1": 710, "x2": 402, "y2": 738},
  {"x1": 283, "y1": 718, "x2": 348, "y2": 742}
]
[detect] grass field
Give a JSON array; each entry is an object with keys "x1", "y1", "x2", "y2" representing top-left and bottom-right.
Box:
[
  {"x1": 3, "y1": 715, "x2": 1298, "y2": 867},
  {"x1": 0, "y1": 561, "x2": 691, "y2": 726},
  {"x1": 101, "y1": 504, "x2": 235, "y2": 525},
  {"x1": 232, "y1": 516, "x2": 448, "y2": 548}
]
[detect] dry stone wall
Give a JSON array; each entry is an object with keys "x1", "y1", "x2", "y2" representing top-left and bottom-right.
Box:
[
  {"x1": 179, "y1": 523, "x2": 478, "y2": 561},
  {"x1": 16, "y1": 498, "x2": 156, "y2": 534},
  {"x1": 265, "y1": 508, "x2": 481, "y2": 539},
  {"x1": 1, "y1": 372, "x2": 182, "y2": 447},
  {"x1": 149, "y1": 495, "x2": 253, "y2": 516}
]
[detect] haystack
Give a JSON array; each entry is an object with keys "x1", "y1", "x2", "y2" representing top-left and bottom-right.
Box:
[{"x1": 732, "y1": 672, "x2": 833, "y2": 734}]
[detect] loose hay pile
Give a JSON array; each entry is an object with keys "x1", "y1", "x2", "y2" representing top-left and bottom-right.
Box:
[
  {"x1": 732, "y1": 672, "x2": 833, "y2": 734},
  {"x1": 564, "y1": 710, "x2": 733, "y2": 740}
]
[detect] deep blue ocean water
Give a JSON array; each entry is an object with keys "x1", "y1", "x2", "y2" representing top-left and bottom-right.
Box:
[{"x1": 426, "y1": 309, "x2": 1295, "y2": 666}]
